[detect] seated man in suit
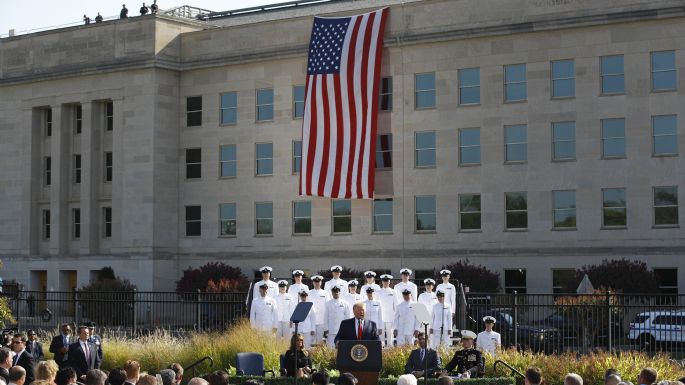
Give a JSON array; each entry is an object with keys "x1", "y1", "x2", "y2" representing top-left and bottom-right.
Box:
[
  {"x1": 67, "y1": 325, "x2": 100, "y2": 378},
  {"x1": 405, "y1": 332, "x2": 441, "y2": 378},
  {"x1": 334, "y1": 302, "x2": 379, "y2": 344}
]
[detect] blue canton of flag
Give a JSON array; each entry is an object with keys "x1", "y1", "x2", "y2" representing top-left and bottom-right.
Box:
[{"x1": 307, "y1": 18, "x2": 350, "y2": 75}]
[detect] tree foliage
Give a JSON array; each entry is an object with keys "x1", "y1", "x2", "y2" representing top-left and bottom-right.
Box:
[
  {"x1": 176, "y1": 262, "x2": 249, "y2": 293},
  {"x1": 556, "y1": 259, "x2": 660, "y2": 293},
  {"x1": 441, "y1": 259, "x2": 500, "y2": 293},
  {"x1": 79, "y1": 267, "x2": 136, "y2": 326}
]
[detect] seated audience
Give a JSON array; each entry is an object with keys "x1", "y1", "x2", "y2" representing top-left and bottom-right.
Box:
[
  {"x1": 85, "y1": 370, "x2": 107, "y2": 385},
  {"x1": 638, "y1": 368, "x2": 657, "y2": 385},
  {"x1": 136, "y1": 375, "x2": 158, "y2": 385},
  {"x1": 311, "y1": 372, "x2": 330, "y2": 385},
  {"x1": 404, "y1": 333, "x2": 441, "y2": 378},
  {"x1": 338, "y1": 373, "x2": 357, "y2": 385},
  {"x1": 437, "y1": 376, "x2": 454, "y2": 385},
  {"x1": 206, "y1": 371, "x2": 228, "y2": 385},
  {"x1": 54, "y1": 368, "x2": 77, "y2": 385},
  {"x1": 525, "y1": 367, "x2": 542, "y2": 385},
  {"x1": 107, "y1": 369, "x2": 126, "y2": 385},
  {"x1": 397, "y1": 374, "x2": 418, "y2": 385},
  {"x1": 167, "y1": 364, "x2": 183, "y2": 385},
  {"x1": 186, "y1": 378, "x2": 208, "y2": 385},
  {"x1": 565, "y1": 373, "x2": 583, "y2": 385},
  {"x1": 123, "y1": 360, "x2": 140, "y2": 385}
]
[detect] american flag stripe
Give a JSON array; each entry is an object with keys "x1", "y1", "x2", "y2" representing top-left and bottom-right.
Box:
[{"x1": 299, "y1": 8, "x2": 389, "y2": 199}]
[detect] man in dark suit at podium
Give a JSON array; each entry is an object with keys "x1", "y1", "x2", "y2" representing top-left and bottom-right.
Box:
[
  {"x1": 405, "y1": 332, "x2": 441, "y2": 378},
  {"x1": 335, "y1": 302, "x2": 380, "y2": 343}
]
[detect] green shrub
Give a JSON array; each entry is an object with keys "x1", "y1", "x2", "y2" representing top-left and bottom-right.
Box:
[{"x1": 229, "y1": 376, "x2": 515, "y2": 385}]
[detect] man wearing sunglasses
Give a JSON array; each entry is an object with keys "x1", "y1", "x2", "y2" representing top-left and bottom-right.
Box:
[{"x1": 10, "y1": 334, "x2": 34, "y2": 385}]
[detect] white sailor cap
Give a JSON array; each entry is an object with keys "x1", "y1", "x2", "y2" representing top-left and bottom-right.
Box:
[
  {"x1": 277, "y1": 280, "x2": 289, "y2": 287},
  {"x1": 330, "y1": 265, "x2": 343, "y2": 272},
  {"x1": 258, "y1": 282, "x2": 269, "y2": 289},
  {"x1": 292, "y1": 270, "x2": 304, "y2": 276},
  {"x1": 401, "y1": 289, "x2": 412, "y2": 295},
  {"x1": 299, "y1": 290, "x2": 309, "y2": 296},
  {"x1": 348, "y1": 279, "x2": 359, "y2": 286},
  {"x1": 423, "y1": 278, "x2": 436, "y2": 285},
  {"x1": 436, "y1": 290, "x2": 445, "y2": 297},
  {"x1": 364, "y1": 271, "x2": 376, "y2": 277},
  {"x1": 483, "y1": 316, "x2": 496, "y2": 324},
  {"x1": 259, "y1": 266, "x2": 273, "y2": 273},
  {"x1": 460, "y1": 330, "x2": 477, "y2": 340},
  {"x1": 440, "y1": 269, "x2": 451, "y2": 276},
  {"x1": 380, "y1": 274, "x2": 393, "y2": 280},
  {"x1": 311, "y1": 275, "x2": 324, "y2": 281},
  {"x1": 330, "y1": 285, "x2": 341, "y2": 292},
  {"x1": 365, "y1": 286, "x2": 375, "y2": 293},
  {"x1": 400, "y1": 268, "x2": 412, "y2": 275}
]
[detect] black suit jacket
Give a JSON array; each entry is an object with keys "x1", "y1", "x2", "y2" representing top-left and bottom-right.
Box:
[
  {"x1": 405, "y1": 348, "x2": 441, "y2": 377},
  {"x1": 0, "y1": 367, "x2": 10, "y2": 383},
  {"x1": 14, "y1": 350, "x2": 35, "y2": 384},
  {"x1": 334, "y1": 318, "x2": 379, "y2": 343},
  {"x1": 25, "y1": 340, "x2": 44, "y2": 361},
  {"x1": 49, "y1": 335, "x2": 71, "y2": 366},
  {"x1": 67, "y1": 340, "x2": 100, "y2": 376}
]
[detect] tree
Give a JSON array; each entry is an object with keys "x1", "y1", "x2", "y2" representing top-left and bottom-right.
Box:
[
  {"x1": 176, "y1": 262, "x2": 249, "y2": 293},
  {"x1": 441, "y1": 259, "x2": 500, "y2": 292},
  {"x1": 557, "y1": 259, "x2": 660, "y2": 293},
  {"x1": 79, "y1": 267, "x2": 137, "y2": 326}
]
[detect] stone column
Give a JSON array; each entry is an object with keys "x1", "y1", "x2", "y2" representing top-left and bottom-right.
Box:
[{"x1": 79, "y1": 101, "x2": 100, "y2": 254}]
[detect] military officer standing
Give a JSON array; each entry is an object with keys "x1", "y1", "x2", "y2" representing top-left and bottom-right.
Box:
[
  {"x1": 418, "y1": 279, "x2": 438, "y2": 317},
  {"x1": 430, "y1": 291, "x2": 452, "y2": 348},
  {"x1": 297, "y1": 291, "x2": 318, "y2": 347},
  {"x1": 363, "y1": 287, "x2": 383, "y2": 336},
  {"x1": 394, "y1": 269, "x2": 418, "y2": 301},
  {"x1": 323, "y1": 286, "x2": 352, "y2": 347},
  {"x1": 324, "y1": 265, "x2": 348, "y2": 294},
  {"x1": 275, "y1": 280, "x2": 295, "y2": 337},
  {"x1": 343, "y1": 280, "x2": 363, "y2": 306},
  {"x1": 436, "y1": 270, "x2": 457, "y2": 327},
  {"x1": 250, "y1": 283, "x2": 278, "y2": 333},
  {"x1": 378, "y1": 274, "x2": 398, "y2": 347},
  {"x1": 477, "y1": 316, "x2": 501, "y2": 356},
  {"x1": 86, "y1": 321, "x2": 103, "y2": 365},
  {"x1": 393, "y1": 289, "x2": 419, "y2": 346},
  {"x1": 309, "y1": 275, "x2": 330, "y2": 345},
  {"x1": 288, "y1": 270, "x2": 309, "y2": 302},
  {"x1": 442, "y1": 330, "x2": 484, "y2": 378},
  {"x1": 252, "y1": 266, "x2": 278, "y2": 300},
  {"x1": 360, "y1": 271, "x2": 380, "y2": 300}
]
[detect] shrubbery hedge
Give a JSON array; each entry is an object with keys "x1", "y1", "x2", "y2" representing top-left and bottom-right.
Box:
[{"x1": 229, "y1": 376, "x2": 515, "y2": 385}]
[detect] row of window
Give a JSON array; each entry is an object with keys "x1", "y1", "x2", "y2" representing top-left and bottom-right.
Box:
[
  {"x1": 43, "y1": 152, "x2": 112, "y2": 186},
  {"x1": 178, "y1": 186, "x2": 680, "y2": 238},
  {"x1": 41, "y1": 207, "x2": 111, "y2": 240},
  {"x1": 183, "y1": 51, "x2": 677, "y2": 127},
  {"x1": 43, "y1": 101, "x2": 113, "y2": 137}
]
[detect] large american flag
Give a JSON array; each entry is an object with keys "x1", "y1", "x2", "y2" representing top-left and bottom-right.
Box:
[{"x1": 299, "y1": 8, "x2": 389, "y2": 199}]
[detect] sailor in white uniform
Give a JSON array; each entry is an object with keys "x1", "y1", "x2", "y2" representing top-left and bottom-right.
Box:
[
  {"x1": 360, "y1": 271, "x2": 380, "y2": 300},
  {"x1": 393, "y1": 289, "x2": 419, "y2": 346},
  {"x1": 323, "y1": 286, "x2": 352, "y2": 347},
  {"x1": 288, "y1": 270, "x2": 310, "y2": 302},
  {"x1": 436, "y1": 269, "x2": 457, "y2": 328},
  {"x1": 324, "y1": 265, "x2": 348, "y2": 295},
  {"x1": 274, "y1": 280, "x2": 295, "y2": 337},
  {"x1": 378, "y1": 274, "x2": 398, "y2": 347},
  {"x1": 308, "y1": 275, "x2": 330, "y2": 345},
  {"x1": 250, "y1": 283, "x2": 278, "y2": 333},
  {"x1": 343, "y1": 279, "x2": 363, "y2": 307},
  {"x1": 418, "y1": 278, "x2": 438, "y2": 318},
  {"x1": 477, "y1": 316, "x2": 501, "y2": 356},
  {"x1": 430, "y1": 290, "x2": 452, "y2": 348},
  {"x1": 296, "y1": 290, "x2": 318, "y2": 347},
  {"x1": 363, "y1": 287, "x2": 383, "y2": 337},
  {"x1": 394, "y1": 268, "x2": 418, "y2": 301},
  {"x1": 252, "y1": 266, "x2": 278, "y2": 300}
]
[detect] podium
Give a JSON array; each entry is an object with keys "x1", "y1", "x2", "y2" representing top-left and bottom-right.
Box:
[{"x1": 336, "y1": 340, "x2": 382, "y2": 385}]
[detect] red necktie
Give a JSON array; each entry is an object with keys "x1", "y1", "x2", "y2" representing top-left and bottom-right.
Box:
[{"x1": 357, "y1": 320, "x2": 362, "y2": 340}]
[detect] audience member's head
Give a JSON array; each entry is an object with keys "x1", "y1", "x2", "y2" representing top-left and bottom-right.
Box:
[
  {"x1": 679, "y1": 378, "x2": 685, "y2": 385},
  {"x1": 437, "y1": 376, "x2": 454, "y2": 385},
  {"x1": 525, "y1": 368, "x2": 542, "y2": 385},
  {"x1": 55, "y1": 367, "x2": 77, "y2": 385},
  {"x1": 397, "y1": 374, "x2": 418, "y2": 385},
  {"x1": 137, "y1": 375, "x2": 159, "y2": 385},
  {"x1": 206, "y1": 371, "x2": 229, "y2": 385},
  {"x1": 158, "y1": 369, "x2": 176, "y2": 385},
  {"x1": 617, "y1": 381, "x2": 635, "y2": 385},
  {"x1": 0, "y1": 348, "x2": 12, "y2": 369},
  {"x1": 35, "y1": 360, "x2": 59, "y2": 382},
  {"x1": 656, "y1": 382, "x2": 682, "y2": 385},
  {"x1": 85, "y1": 370, "x2": 107, "y2": 385},
  {"x1": 167, "y1": 364, "x2": 183, "y2": 385},
  {"x1": 338, "y1": 373, "x2": 357, "y2": 385},
  {"x1": 107, "y1": 368, "x2": 126, "y2": 385},
  {"x1": 9, "y1": 366, "x2": 26, "y2": 385},
  {"x1": 311, "y1": 371, "x2": 330, "y2": 385},
  {"x1": 638, "y1": 368, "x2": 658, "y2": 385},
  {"x1": 124, "y1": 361, "x2": 141, "y2": 381},
  {"x1": 606, "y1": 375, "x2": 622, "y2": 385},
  {"x1": 186, "y1": 378, "x2": 208, "y2": 385},
  {"x1": 564, "y1": 373, "x2": 583, "y2": 385},
  {"x1": 605, "y1": 369, "x2": 620, "y2": 380}
]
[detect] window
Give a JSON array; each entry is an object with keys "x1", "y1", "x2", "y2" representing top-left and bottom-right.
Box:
[
  {"x1": 255, "y1": 202, "x2": 273, "y2": 235},
  {"x1": 293, "y1": 201, "x2": 312, "y2": 235},
  {"x1": 185, "y1": 205, "x2": 201, "y2": 237},
  {"x1": 459, "y1": 194, "x2": 481, "y2": 231},
  {"x1": 552, "y1": 121, "x2": 576, "y2": 160},
  {"x1": 44, "y1": 157, "x2": 52, "y2": 186},
  {"x1": 415, "y1": 131, "x2": 436, "y2": 168},
  {"x1": 653, "y1": 186, "x2": 678, "y2": 226},
  {"x1": 600, "y1": 55, "x2": 624, "y2": 94},
  {"x1": 45, "y1": 109, "x2": 52, "y2": 137},
  {"x1": 332, "y1": 200, "x2": 352, "y2": 234},
  {"x1": 256, "y1": 88, "x2": 274, "y2": 121},
  {"x1": 651, "y1": 51, "x2": 676, "y2": 91},
  {"x1": 652, "y1": 115, "x2": 678, "y2": 155},
  {"x1": 601, "y1": 118, "x2": 626, "y2": 158},
  {"x1": 103, "y1": 207, "x2": 112, "y2": 238},
  {"x1": 293, "y1": 86, "x2": 305, "y2": 119},
  {"x1": 505, "y1": 192, "x2": 528, "y2": 230},
  {"x1": 376, "y1": 134, "x2": 392, "y2": 169},
  {"x1": 602, "y1": 188, "x2": 627, "y2": 227},
  {"x1": 505, "y1": 125, "x2": 527, "y2": 162},
  {"x1": 504, "y1": 269, "x2": 527, "y2": 294},
  {"x1": 459, "y1": 128, "x2": 480, "y2": 165},
  {"x1": 73, "y1": 154, "x2": 82, "y2": 184},
  {"x1": 504, "y1": 64, "x2": 527, "y2": 102},
  {"x1": 72, "y1": 208, "x2": 81, "y2": 240},
  {"x1": 415, "y1": 73, "x2": 436, "y2": 109},
  {"x1": 292, "y1": 141, "x2": 302, "y2": 174},
  {"x1": 219, "y1": 145, "x2": 236, "y2": 178},
  {"x1": 551, "y1": 59, "x2": 575, "y2": 98},
  {"x1": 186, "y1": 96, "x2": 202, "y2": 127},
  {"x1": 255, "y1": 143, "x2": 273, "y2": 176},
  {"x1": 552, "y1": 269, "x2": 575, "y2": 294},
  {"x1": 459, "y1": 68, "x2": 480, "y2": 105},
  {"x1": 380, "y1": 77, "x2": 393, "y2": 111},
  {"x1": 373, "y1": 198, "x2": 393, "y2": 233},
  {"x1": 42, "y1": 210, "x2": 51, "y2": 240},
  {"x1": 553, "y1": 190, "x2": 576, "y2": 229},
  {"x1": 415, "y1": 196, "x2": 436, "y2": 232},
  {"x1": 219, "y1": 203, "x2": 236, "y2": 236},
  {"x1": 75, "y1": 105, "x2": 82, "y2": 134},
  {"x1": 105, "y1": 101, "x2": 113, "y2": 131},
  {"x1": 220, "y1": 92, "x2": 237, "y2": 125},
  {"x1": 654, "y1": 268, "x2": 678, "y2": 294},
  {"x1": 185, "y1": 148, "x2": 201, "y2": 179},
  {"x1": 104, "y1": 152, "x2": 113, "y2": 182}
]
